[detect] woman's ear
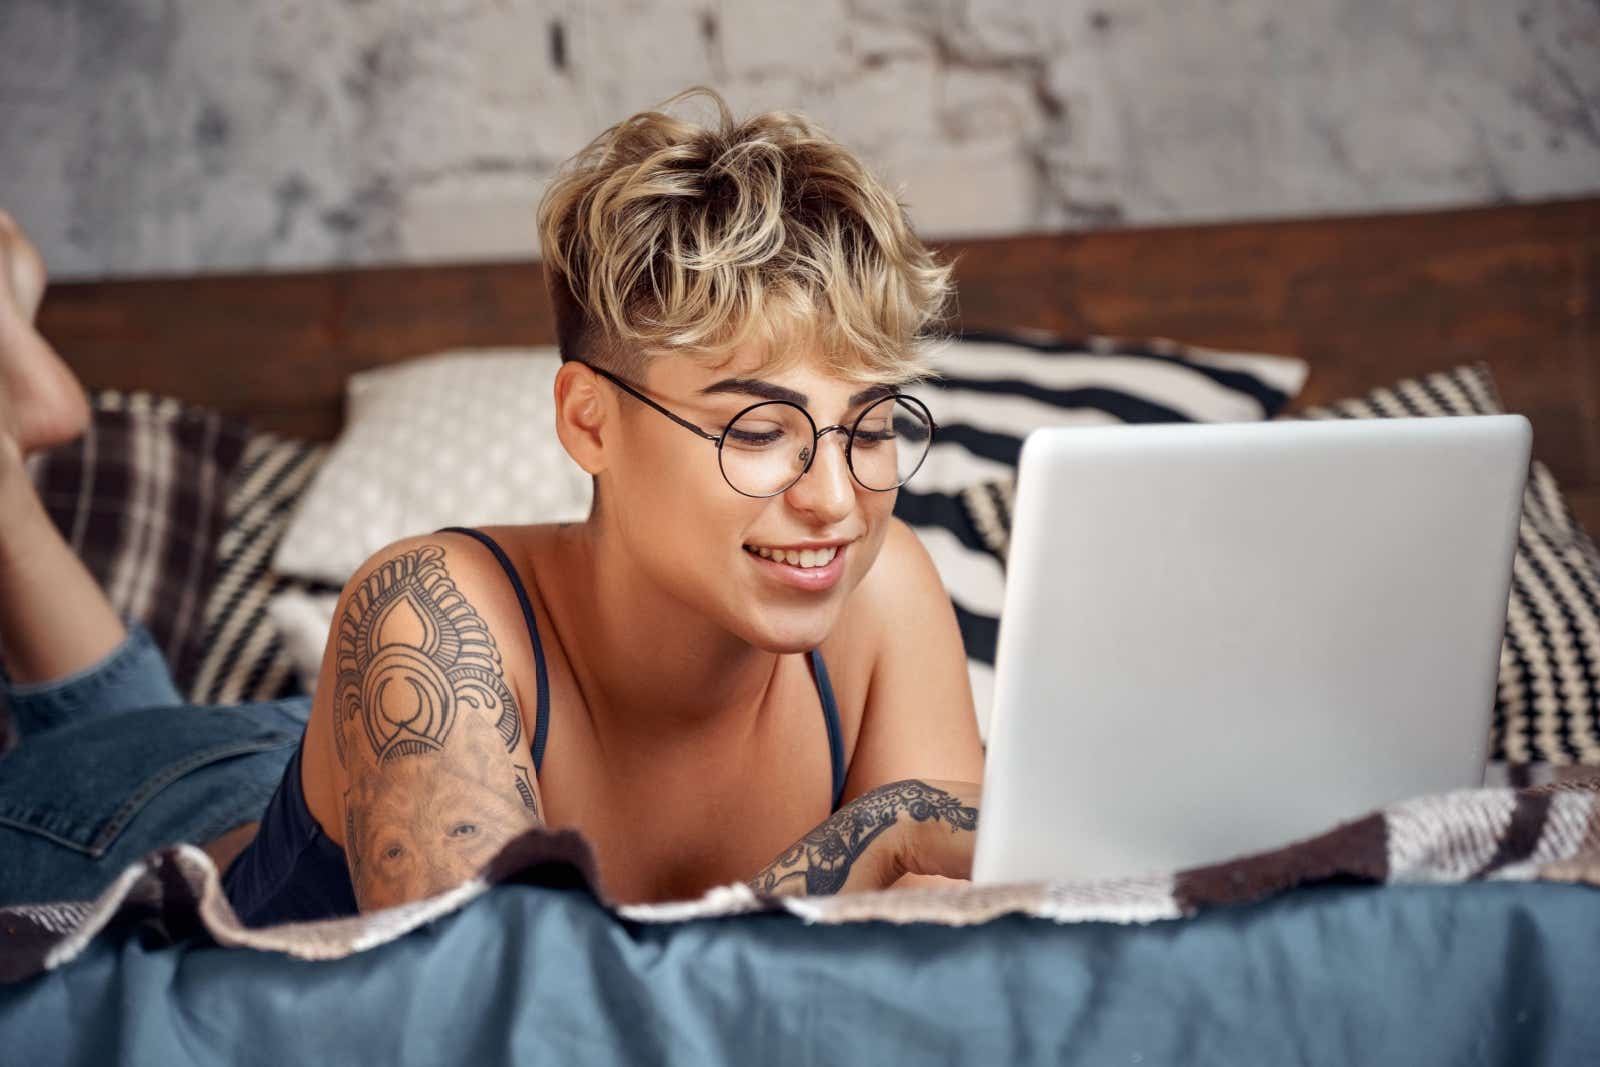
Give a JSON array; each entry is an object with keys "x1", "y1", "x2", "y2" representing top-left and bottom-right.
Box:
[{"x1": 553, "y1": 360, "x2": 609, "y2": 476}]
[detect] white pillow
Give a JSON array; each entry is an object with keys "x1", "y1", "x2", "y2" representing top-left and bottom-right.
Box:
[
  {"x1": 272, "y1": 348, "x2": 593, "y2": 585},
  {"x1": 265, "y1": 588, "x2": 341, "y2": 694}
]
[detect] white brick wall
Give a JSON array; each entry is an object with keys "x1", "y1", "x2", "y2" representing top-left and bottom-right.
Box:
[{"x1": 1, "y1": 0, "x2": 1595, "y2": 279}]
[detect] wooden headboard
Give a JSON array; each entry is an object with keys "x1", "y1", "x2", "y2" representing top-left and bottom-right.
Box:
[{"x1": 38, "y1": 197, "x2": 1599, "y2": 531}]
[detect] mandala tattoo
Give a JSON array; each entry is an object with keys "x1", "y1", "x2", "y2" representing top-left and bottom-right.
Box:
[
  {"x1": 335, "y1": 545, "x2": 523, "y2": 767},
  {"x1": 748, "y1": 779, "x2": 978, "y2": 896}
]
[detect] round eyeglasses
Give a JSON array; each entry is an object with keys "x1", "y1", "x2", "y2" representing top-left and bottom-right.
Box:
[{"x1": 582, "y1": 363, "x2": 937, "y2": 498}]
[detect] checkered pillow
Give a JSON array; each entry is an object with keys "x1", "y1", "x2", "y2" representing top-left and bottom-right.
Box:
[
  {"x1": 21, "y1": 390, "x2": 250, "y2": 692},
  {"x1": 10, "y1": 400, "x2": 340, "y2": 723}
]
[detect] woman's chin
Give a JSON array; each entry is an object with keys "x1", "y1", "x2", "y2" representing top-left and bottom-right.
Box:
[{"x1": 737, "y1": 610, "x2": 838, "y2": 655}]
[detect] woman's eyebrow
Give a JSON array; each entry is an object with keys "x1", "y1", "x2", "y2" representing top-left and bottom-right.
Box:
[
  {"x1": 698, "y1": 378, "x2": 807, "y2": 405},
  {"x1": 698, "y1": 379, "x2": 898, "y2": 409},
  {"x1": 846, "y1": 383, "x2": 899, "y2": 407}
]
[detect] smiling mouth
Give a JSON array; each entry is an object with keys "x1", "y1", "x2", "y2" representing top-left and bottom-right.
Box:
[{"x1": 742, "y1": 543, "x2": 841, "y2": 569}]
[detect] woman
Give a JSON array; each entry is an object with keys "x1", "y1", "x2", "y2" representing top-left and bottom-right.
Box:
[{"x1": 0, "y1": 90, "x2": 984, "y2": 923}]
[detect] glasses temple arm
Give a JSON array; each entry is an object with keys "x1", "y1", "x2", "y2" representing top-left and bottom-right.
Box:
[{"x1": 587, "y1": 364, "x2": 722, "y2": 442}]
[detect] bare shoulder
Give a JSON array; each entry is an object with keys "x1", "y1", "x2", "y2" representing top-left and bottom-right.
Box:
[
  {"x1": 822, "y1": 517, "x2": 984, "y2": 798},
  {"x1": 859, "y1": 515, "x2": 941, "y2": 601},
  {"x1": 828, "y1": 516, "x2": 946, "y2": 654},
  {"x1": 302, "y1": 531, "x2": 545, "y2": 911}
]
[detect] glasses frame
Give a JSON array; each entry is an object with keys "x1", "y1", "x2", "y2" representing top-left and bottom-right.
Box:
[{"x1": 580, "y1": 362, "x2": 938, "y2": 498}]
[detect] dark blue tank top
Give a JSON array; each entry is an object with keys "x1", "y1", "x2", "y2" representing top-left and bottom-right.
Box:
[{"x1": 223, "y1": 527, "x2": 848, "y2": 926}]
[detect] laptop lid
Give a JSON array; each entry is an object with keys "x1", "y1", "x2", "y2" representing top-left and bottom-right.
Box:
[{"x1": 971, "y1": 415, "x2": 1531, "y2": 884}]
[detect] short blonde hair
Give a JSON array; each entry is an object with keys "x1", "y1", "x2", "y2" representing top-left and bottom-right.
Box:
[{"x1": 537, "y1": 87, "x2": 953, "y2": 386}]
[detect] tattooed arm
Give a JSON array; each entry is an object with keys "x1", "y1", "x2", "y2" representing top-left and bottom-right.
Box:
[
  {"x1": 797, "y1": 520, "x2": 984, "y2": 893},
  {"x1": 748, "y1": 779, "x2": 979, "y2": 897},
  {"x1": 329, "y1": 538, "x2": 543, "y2": 912}
]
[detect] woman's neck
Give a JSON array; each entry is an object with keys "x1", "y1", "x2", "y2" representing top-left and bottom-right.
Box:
[{"x1": 543, "y1": 520, "x2": 782, "y2": 750}]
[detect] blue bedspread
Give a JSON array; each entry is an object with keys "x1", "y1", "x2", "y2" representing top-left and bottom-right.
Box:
[{"x1": 4, "y1": 878, "x2": 1596, "y2": 1065}]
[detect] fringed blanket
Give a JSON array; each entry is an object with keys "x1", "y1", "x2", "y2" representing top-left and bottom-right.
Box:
[{"x1": 4, "y1": 776, "x2": 1597, "y2": 985}]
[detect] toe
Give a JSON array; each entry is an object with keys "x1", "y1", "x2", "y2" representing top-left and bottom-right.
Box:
[{"x1": 0, "y1": 211, "x2": 48, "y2": 323}]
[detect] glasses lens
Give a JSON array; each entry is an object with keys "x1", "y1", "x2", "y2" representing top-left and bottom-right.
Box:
[
  {"x1": 849, "y1": 396, "x2": 933, "y2": 491},
  {"x1": 719, "y1": 402, "x2": 815, "y2": 496}
]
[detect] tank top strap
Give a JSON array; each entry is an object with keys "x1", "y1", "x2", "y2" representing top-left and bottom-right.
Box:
[
  {"x1": 808, "y1": 649, "x2": 847, "y2": 810},
  {"x1": 434, "y1": 526, "x2": 550, "y2": 775}
]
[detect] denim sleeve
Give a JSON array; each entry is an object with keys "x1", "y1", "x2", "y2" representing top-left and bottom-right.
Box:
[{"x1": 0, "y1": 622, "x2": 184, "y2": 739}]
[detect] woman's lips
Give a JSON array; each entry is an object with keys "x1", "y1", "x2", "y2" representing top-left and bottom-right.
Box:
[{"x1": 743, "y1": 542, "x2": 848, "y2": 591}]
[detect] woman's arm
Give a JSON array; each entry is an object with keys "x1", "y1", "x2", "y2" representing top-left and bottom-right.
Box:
[
  {"x1": 330, "y1": 537, "x2": 543, "y2": 912},
  {"x1": 763, "y1": 518, "x2": 985, "y2": 895},
  {"x1": 748, "y1": 778, "x2": 979, "y2": 896}
]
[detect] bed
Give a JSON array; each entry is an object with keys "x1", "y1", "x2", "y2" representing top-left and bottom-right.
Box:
[{"x1": 3, "y1": 197, "x2": 1599, "y2": 1062}]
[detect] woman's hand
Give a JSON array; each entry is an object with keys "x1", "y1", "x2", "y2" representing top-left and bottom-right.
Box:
[
  {"x1": 747, "y1": 779, "x2": 980, "y2": 897},
  {"x1": 893, "y1": 778, "x2": 981, "y2": 883}
]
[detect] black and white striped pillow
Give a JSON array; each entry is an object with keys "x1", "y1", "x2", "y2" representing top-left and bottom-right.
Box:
[
  {"x1": 188, "y1": 433, "x2": 334, "y2": 705},
  {"x1": 892, "y1": 332, "x2": 1309, "y2": 737}
]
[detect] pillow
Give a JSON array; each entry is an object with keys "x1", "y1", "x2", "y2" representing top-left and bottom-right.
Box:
[
  {"x1": 265, "y1": 587, "x2": 343, "y2": 696},
  {"x1": 892, "y1": 331, "x2": 1310, "y2": 739},
  {"x1": 272, "y1": 349, "x2": 593, "y2": 586},
  {"x1": 19, "y1": 390, "x2": 250, "y2": 696},
  {"x1": 959, "y1": 363, "x2": 1600, "y2": 779},
  {"x1": 187, "y1": 431, "x2": 333, "y2": 705},
  {"x1": 904, "y1": 331, "x2": 1309, "y2": 493}
]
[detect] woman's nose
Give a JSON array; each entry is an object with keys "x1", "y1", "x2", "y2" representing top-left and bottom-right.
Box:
[{"x1": 786, "y1": 429, "x2": 855, "y2": 519}]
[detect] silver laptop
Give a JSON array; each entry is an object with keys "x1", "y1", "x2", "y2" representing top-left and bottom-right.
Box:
[{"x1": 971, "y1": 415, "x2": 1531, "y2": 884}]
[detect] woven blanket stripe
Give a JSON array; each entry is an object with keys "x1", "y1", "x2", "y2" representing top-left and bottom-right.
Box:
[
  {"x1": 189, "y1": 433, "x2": 329, "y2": 705},
  {"x1": 2, "y1": 782, "x2": 1595, "y2": 984}
]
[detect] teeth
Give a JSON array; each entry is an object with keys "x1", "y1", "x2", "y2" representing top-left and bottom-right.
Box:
[{"x1": 745, "y1": 544, "x2": 839, "y2": 569}]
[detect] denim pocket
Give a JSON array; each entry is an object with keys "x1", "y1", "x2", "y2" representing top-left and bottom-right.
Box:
[{"x1": 0, "y1": 703, "x2": 301, "y2": 857}]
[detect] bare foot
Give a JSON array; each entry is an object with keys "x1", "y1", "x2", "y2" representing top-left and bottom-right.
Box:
[{"x1": 0, "y1": 210, "x2": 89, "y2": 456}]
